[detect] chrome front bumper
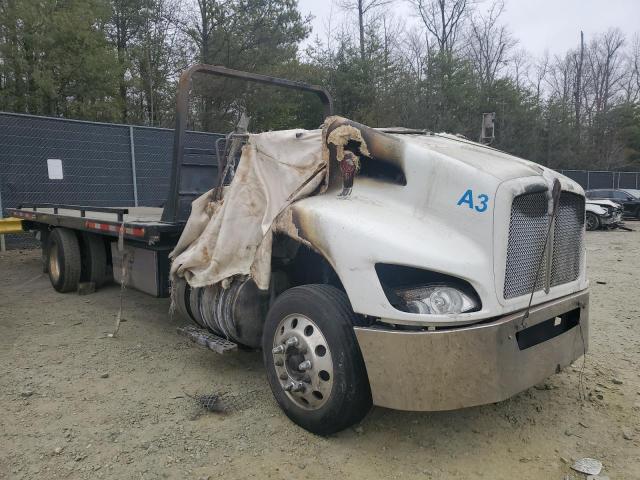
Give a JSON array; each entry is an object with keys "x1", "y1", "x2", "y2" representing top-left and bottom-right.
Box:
[{"x1": 354, "y1": 290, "x2": 589, "y2": 411}]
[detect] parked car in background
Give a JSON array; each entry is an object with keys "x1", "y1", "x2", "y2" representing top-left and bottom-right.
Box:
[
  {"x1": 585, "y1": 189, "x2": 640, "y2": 219},
  {"x1": 620, "y1": 188, "x2": 640, "y2": 199},
  {"x1": 585, "y1": 200, "x2": 624, "y2": 230}
]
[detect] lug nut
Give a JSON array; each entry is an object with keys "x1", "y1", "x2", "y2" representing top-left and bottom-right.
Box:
[
  {"x1": 285, "y1": 337, "x2": 298, "y2": 347},
  {"x1": 272, "y1": 345, "x2": 285, "y2": 354},
  {"x1": 291, "y1": 382, "x2": 305, "y2": 393},
  {"x1": 298, "y1": 360, "x2": 312, "y2": 371}
]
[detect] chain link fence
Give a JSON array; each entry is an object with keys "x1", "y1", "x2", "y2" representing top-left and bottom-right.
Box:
[
  {"x1": 558, "y1": 170, "x2": 640, "y2": 190},
  {"x1": 0, "y1": 112, "x2": 222, "y2": 249}
]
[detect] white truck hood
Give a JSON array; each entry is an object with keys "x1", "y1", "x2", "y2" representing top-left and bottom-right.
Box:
[
  {"x1": 290, "y1": 124, "x2": 587, "y2": 326},
  {"x1": 399, "y1": 133, "x2": 551, "y2": 182}
]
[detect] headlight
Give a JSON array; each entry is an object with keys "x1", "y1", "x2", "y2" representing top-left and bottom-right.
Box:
[{"x1": 394, "y1": 284, "x2": 478, "y2": 315}]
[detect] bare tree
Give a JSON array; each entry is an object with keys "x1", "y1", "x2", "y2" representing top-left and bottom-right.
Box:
[
  {"x1": 509, "y1": 48, "x2": 530, "y2": 91},
  {"x1": 465, "y1": 0, "x2": 515, "y2": 87},
  {"x1": 620, "y1": 33, "x2": 640, "y2": 103},
  {"x1": 407, "y1": 0, "x2": 473, "y2": 54},
  {"x1": 547, "y1": 53, "x2": 576, "y2": 107},
  {"x1": 529, "y1": 51, "x2": 549, "y2": 101},
  {"x1": 378, "y1": 12, "x2": 404, "y2": 91},
  {"x1": 584, "y1": 29, "x2": 626, "y2": 117},
  {"x1": 402, "y1": 27, "x2": 430, "y2": 80},
  {"x1": 582, "y1": 29, "x2": 627, "y2": 167},
  {"x1": 337, "y1": 0, "x2": 395, "y2": 61}
]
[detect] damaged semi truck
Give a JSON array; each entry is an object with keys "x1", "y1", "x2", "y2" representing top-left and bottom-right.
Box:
[{"x1": 10, "y1": 65, "x2": 589, "y2": 435}]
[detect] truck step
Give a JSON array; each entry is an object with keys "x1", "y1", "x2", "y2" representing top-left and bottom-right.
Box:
[{"x1": 177, "y1": 325, "x2": 238, "y2": 354}]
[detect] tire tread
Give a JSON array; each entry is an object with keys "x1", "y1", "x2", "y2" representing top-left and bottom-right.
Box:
[{"x1": 48, "y1": 228, "x2": 82, "y2": 293}]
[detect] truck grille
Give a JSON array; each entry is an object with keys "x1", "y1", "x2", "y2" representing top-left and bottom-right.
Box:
[
  {"x1": 504, "y1": 190, "x2": 584, "y2": 299},
  {"x1": 551, "y1": 192, "x2": 584, "y2": 286}
]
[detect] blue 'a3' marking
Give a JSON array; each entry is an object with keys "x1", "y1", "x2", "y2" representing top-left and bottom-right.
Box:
[{"x1": 457, "y1": 189, "x2": 489, "y2": 213}]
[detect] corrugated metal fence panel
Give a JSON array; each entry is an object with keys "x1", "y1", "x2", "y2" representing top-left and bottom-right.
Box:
[
  {"x1": 559, "y1": 170, "x2": 589, "y2": 189},
  {"x1": 0, "y1": 113, "x2": 134, "y2": 211},
  {"x1": 0, "y1": 112, "x2": 223, "y2": 214},
  {"x1": 588, "y1": 171, "x2": 615, "y2": 189},
  {"x1": 0, "y1": 112, "x2": 223, "y2": 249},
  {"x1": 559, "y1": 170, "x2": 640, "y2": 190},
  {"x1": 133, "y1": 128, "x2": 224, "y2": 207},
  {"x1": 133, "y1": 127, "x2": 175, "y2": 208},
  {"x1": 616, "y1": 172, "x2": 638, "y2": 189}
]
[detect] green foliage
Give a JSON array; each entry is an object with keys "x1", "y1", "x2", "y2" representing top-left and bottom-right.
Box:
[
  {"x1": 184, "y1": 0, "x2": 312, "y2": 132},
  {"x1": 0, "y1": 0, "x2": 120, "y2": 119}
]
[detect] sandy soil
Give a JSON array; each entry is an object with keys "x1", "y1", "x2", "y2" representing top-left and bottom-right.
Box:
[{"x1": 1, "y1": 228, "x2": 639, "y2": 480}]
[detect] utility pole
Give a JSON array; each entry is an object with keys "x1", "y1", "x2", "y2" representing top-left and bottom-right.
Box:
[
  {"x1": 574, "y1": 31, "x2": 584, "y2": 156},
  {"x1": 142, "y1": 6, "x2": 154, "y2": 126}
]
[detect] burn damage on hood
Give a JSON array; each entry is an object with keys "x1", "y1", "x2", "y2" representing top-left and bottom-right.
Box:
[{"x1": 322, "y1": 116, "x2": 407, "y2": 196}]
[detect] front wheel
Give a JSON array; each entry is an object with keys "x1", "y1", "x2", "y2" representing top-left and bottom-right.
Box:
[
  {"x1": 586, "y1": 212, "x2": 600, "y2": 231},
  {"x1": 262, "y1": 284, "x2": 372, "y2": 435}
]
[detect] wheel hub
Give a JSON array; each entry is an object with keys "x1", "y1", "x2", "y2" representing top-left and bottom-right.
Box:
[{"x1": 272, "y1": 313, "x2": 333, "y2": 410}]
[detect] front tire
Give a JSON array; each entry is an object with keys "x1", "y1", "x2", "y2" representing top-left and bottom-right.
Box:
[
  {"x1": 586, "y1": 212, "x2": 600, "y2": 231},
  {"x1": 262, "y1": 284, "x2": 372, "y2": 435},
  {"x1": 47, "y1": 228, "x2": 82, "y2": 293}
]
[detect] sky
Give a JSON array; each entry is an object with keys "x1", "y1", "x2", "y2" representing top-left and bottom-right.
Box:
[{"x1": 297, "y1": 0, "x2": 640, "y2": 57}]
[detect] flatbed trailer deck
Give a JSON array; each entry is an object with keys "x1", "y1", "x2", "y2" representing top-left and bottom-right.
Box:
[
  {"x1": 10, "y1": 204, "x2": 182, "y2": 247},
  {"x1": 9, "y1": 204, "x2": 185, "y2": 298}
]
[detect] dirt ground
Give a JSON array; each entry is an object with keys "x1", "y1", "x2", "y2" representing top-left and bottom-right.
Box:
[{"x1": 1, "y1": 228, "x2": 639, "y2": 480}]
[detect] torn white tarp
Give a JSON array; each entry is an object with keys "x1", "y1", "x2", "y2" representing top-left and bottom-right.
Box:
[{"x1": 170, "y1": 128, "x2": 327, "y2": 290}]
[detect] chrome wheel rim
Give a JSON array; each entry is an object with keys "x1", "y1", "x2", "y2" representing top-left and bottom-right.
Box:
[
  {"x1": 49, "y1": 243, "x2": 61, "y2": 283},
  {"x1": 272, "y1": 313, "x2": 333, "y2": 410}
]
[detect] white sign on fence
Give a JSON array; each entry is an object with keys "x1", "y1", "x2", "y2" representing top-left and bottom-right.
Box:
[{"x1": 47, "y1": 159, "x2": 63, "y2": 180}]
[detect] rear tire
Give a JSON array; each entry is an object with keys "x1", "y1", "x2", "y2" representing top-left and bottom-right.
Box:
[
  {"x1": 586, "y1": 212, "x2": 600, "y2": 231},
  {"x1": 262, "y1": 284, "x2": 372, "y2": 435},
  {"x1": 47, "y1": 228, "x2": 82, "y2": 293},
  {"x1": 80, "y1": 233, "x2": 108, "y2": 287}
]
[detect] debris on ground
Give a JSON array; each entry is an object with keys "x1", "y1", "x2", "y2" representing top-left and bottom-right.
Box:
[
  {"x1": 571, "y1": 458, "x2": 603, "y2": 475},
  {"x1": 186, "y1": 390, "x2": 262, "y2": 414}
]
